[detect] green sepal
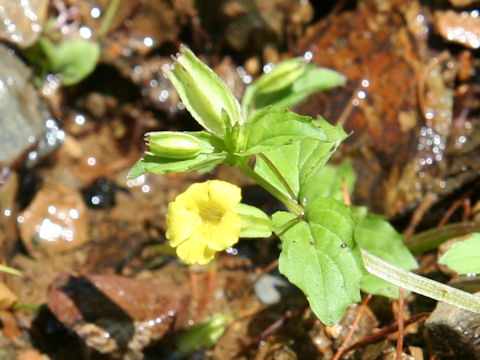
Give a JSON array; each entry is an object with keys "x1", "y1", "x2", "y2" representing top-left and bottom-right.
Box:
[
  {"x1": 274, "y1": 197, "x2": 364, "y2": 325},
  {"x1": 236, "y1": 203, "x2": 272, "y2": 238},
  {"x1": 352, "y1": 207, "x2": 418, "y2": 298},
  {"x1": 166, "y1": 45, "x2": 242, "y2": 137},
  {"x1": 127, "y1": 152, "x2": 227, "y2": 178},
  {"x1": 438, "y1": 233, "x2": 480, "y2": 274}
]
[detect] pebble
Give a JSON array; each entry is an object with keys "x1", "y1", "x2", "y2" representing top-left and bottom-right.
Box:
[{"x1": 18, "y1": 183, "x2": 89, "y2": 258}]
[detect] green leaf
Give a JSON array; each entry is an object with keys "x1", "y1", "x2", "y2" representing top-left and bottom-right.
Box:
[
  {"x1": 26, "y1": 38, "x2": 100, "y2": 86},
  {"x1": 236, "y1": 203, "x2": 272, "y2": 238},
  {"x1": 353, "y1": 208, "x2": 418, "y2": 298},
  {"x1": 166, "y1": 46, "x2": 242, "y2": 137},
  {"x1": 51, "y1": 39, "x2": 100, "y2": 86},
  {"x1": 302, "y1": 161, "x2": 356, "y2": 202},
  {"x1": 127, "y1": 152, "x2": 227, "y2": 178},
  {"x1": 240, "y1": 107, "x2": 326, "y2": 154},
  {"x1": 253, "y1": 121, "x2": 348, "y2": 203},
  {"x1": 438, "y1": 233, "x2": 480, "y2": 274},
  {"x1": 274, "y1": 197, "x2": 364, "y2": 325},
  {"x1": 178, "y1": 314, "x2": 228, "y2": 355}
]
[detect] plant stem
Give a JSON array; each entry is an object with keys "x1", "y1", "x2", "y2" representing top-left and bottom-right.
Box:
[
  {"x1": 361, "y1": 249, "x2": 480, "y2": 314},
  {"x1": 405, "y1": 221, "x2": 480, "y2": 254},
  {"x1": 98, "y1": 0, "x2": 122, "y2": 39},
  {"x1": 236, "y1": 162, "x2": 304, "y2": 216}
]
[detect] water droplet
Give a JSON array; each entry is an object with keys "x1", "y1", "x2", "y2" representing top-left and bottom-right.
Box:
[
  {"x1": 28, "y1": 151, "x2": 37, "y2": 161},
  {"x1": 79, "y1": 26, "x2": 92, "y2": 39},
  {"x1": 143, "y1": 36, "x2": 154, "y2": 47},
  {"x1": 126, "y1": 174, "x2": 145, "y2": 188},
  {"x1": 74, "y1": 114, "x2": 86, "y2": 126},
  {"x1": 90, "y1": 7, "x2": 102, "y2": 19},
  {"x1": 263, "y1": 63, "x2": 274, "y2": 73},
  {"x1": 159, "y1": 90, "x2": 169, "y2": 102},
  {"x1": 38, "y1": 218, "x2": 63, "y2": 242},
  {"x1": 87, "y1": 157, "x2": 96, "y2": 166},
  {"x1": 303, "y1": 50, "x2": 313, "y2": 62},
  {"x1": 69, "y1": 208, "x2": 79, "y2": 219},
  {"x1": 226, "y1": 246, "x2": 238, "y2": 255}
]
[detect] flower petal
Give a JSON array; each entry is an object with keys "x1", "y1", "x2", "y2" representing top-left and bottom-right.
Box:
[
  {"x1": 166, "y1": 202, "x2": 200, "y2": 247},
  {"x1": 207, "y1": 180, "x2": 241, "y2": 208},
  {"x1": 166, "y1": 180, "x2": 243, "y2": 265},
  {"x1": 206, "y1": 212, "x2": 241, "y2": 250},
  {"x1": 176, "y1": 232, "x2": 216, "y2": 264},
  {"x1": 177, "y1": 182, "x2": 209, "y2": 209}
]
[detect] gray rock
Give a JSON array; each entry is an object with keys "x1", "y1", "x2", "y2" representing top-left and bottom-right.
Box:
[
  {"x1": 425, "y1": 292, "x2": 480, "y2": 359},
  {"x1": 0, "y1": 44, "x2": 45, "y2": 167},
  {"x1": 254, "y1": 273, "x2": 290, "y2": 305}
]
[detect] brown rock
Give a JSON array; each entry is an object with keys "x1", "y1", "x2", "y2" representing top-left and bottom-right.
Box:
[
  {"x1": 425, "y1": 292, "x2": 480, "y2": 359},
  {"x1": 434, "y1": 10, "x2": 480, "y2": 49},
  {"x1": 47, "y1": 273, "x2": 189, "y2": 356},
  {"x1": 0, "y1": 0, "x2": 48, "y2": 47}
]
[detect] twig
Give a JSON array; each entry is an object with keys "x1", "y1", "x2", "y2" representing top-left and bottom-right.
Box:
[
  {"x1": 341, "y1": 312, "x2": 430, "y2": 356},
  {"x1": 239, "y1": 305, "x2": 307, "y2": 354},
  {"x1": 396, "y1": 287, "x2": 405, "y2": 360},
  {"x1": 332, "y1": 294, "x2": 372, "y2": 360}
]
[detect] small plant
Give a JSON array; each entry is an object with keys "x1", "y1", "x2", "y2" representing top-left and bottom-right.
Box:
[
  {"x1": 129, "y1": 46, "x2": 480, "y2": 325},
  {"x1": 25, "y1": 0, "x2": 123, "y2": 86}
]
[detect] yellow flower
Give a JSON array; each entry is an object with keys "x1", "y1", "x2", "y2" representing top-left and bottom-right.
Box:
[{"x1": 166, "y1": 180, "x2": 242, "y2": 264}]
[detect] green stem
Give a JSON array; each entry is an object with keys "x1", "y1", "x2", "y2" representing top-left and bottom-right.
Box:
[
  {"x1": 361, "y1": 249, "x2": 480, "y2": 314},
  {"x1": 236, "y1": 162, "x2": 304, "y2": 216},
  {"x1": 405, "y1": 221, "x2": 480, "y2": 254},
  {"x1": 98, "y1": 0, "x2": 122, "y2": 39},
  {"x1": 0, "y1": 264, "x2": 24, "y2": 277}
]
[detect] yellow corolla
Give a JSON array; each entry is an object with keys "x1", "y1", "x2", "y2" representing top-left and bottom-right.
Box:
[{"x1": 166, "y1": 180, "x2": 242, "y2": 264}]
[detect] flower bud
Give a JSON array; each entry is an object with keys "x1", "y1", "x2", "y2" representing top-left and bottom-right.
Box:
[
  {"x1": 255, "y1": 58, "x2": 306, "y2": 93},
  {"x1": 146, "y1": 131, "x2": 213, "y2": 159},
  {"x1": 166, "y1": 45, "x2": 243, "y2": 137}
]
